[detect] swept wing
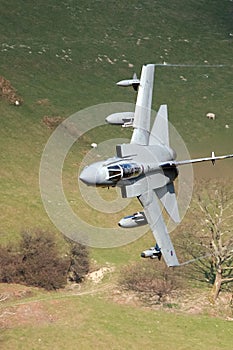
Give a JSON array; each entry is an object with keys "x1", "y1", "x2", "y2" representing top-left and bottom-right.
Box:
[
  {"x1": 130, "y1": 64, "x2": 155, "y2": 145},
  {"x1": 138, "y1": 190, "x2": 179, "y2": 267},
  {"x1": 160, "y1": 153, "x2": 233, "y2": 167}
]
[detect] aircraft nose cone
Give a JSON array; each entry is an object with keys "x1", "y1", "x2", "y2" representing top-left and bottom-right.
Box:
[
  {"x1": 116, "y1": 80, "x2": 123, "y2": 86},
  {"x1": 79, "y1": 165, "x2": 98, "y2": 186},
  {"x1": 79, "y1": 162, "x2": 107, "y2": 186},
  {"x1": 118, "y1": 219, "x2": 123, "y2": 227},
  {"x1": 105, "y1": 115, "x2": 113, "y2": 123}
]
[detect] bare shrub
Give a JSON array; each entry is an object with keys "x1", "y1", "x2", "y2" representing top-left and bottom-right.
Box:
[
  {"x1": 177, "y1": 179, "x2": 233, "y2": 301},
  {"x1": 0, "y1": 231, "x2": 90, "y2": 290},
  {"x1": 0, "y1": 246, "x2": 22, "y2": 284},
  {"x1": 119, "y1": 261, "x2": 181, "y2": 303},
  {"x1": 66, "y1": 241, "x2": 90, "y2": 283},
  {"x1": 18, "y1": 230, "x2": 69, "y2": 290},
  {"x1": 42, "y1": 116, "x2": 65, "y2": 128}
]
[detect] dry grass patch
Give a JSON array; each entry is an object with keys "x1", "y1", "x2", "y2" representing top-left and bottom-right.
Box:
[
  {"x1": 42, "y1": 115, "x2": 65, "y2": 128},
  {"x1": 0, "y1": 76, "x2": 23, "y2": 105}
]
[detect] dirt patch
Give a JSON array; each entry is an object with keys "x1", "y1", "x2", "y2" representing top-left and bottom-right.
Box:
[
  {"x1": 0, "y1": 76, "x2": 23, "y2": 105},
  {"x1": 0, "y1": 284, "x2": 56, "y2": 329},
  {"x1": 42, "y1": 116, "x2": 83, "y2": 138},
  {"x1": 87, "y1": 266, "x2": 115, "y2": 284},
  {"x1": 111, "y1": 288, "x2": 141, "y2": 307},
  {"x1": 0, "y1": 282, "x2": 113, "y2": 329},
  {"x1": 165, "y1": 289, "x2": 233, "y2": 318},
  {"x1": 42, "y1": 115, "x2": 65, "y2": 128},
  {"x1": 110, "y1": 287, "x2": 233, "y2": 319},
  {"x1": 0, "y1": 302, "x2": 56, "y2": 329},
  {"x1": 0, "y1": 284, "x2": 34, "y2": 302},
  {"x1": 36, "y1": 98, "x2": 50, "y2": 106}
]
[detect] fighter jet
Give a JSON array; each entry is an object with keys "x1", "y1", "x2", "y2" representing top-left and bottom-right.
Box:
[{"x1": 79, "y1": 64, "x2": 233, "y2": 267}]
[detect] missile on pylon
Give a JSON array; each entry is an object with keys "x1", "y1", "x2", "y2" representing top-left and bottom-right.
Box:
[
  {"x1": 105, "y1": 112, "x2": 134, "y2": 126},
  {"x1": 116, "y1": 73, "x2": 140, "y2": 91},
  {"x1": 118, "y1": 211, "x2": 147, "y2": 228},
  {"x1": 141, "y1": 245, "x2": 162, "y2": 260}
]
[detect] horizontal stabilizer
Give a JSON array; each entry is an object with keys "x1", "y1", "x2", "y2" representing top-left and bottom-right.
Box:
[
  {"x1": 154, "y1": 182, "x2": 180, "y2": 223},
  {"x1": 149, "y1": 104, "x2": 169, "y2": 146}
]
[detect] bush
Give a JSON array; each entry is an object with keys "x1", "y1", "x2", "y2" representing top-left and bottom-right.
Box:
[
  {"x1": 0, "y1": 230, "x2": 90, "y2": 290},
  {"x1": 19, "y1": 230, "x2": 69, "y2": 290},
  {"x1": 66, "y1": 241, "x2": 90, "y2": 283},
  {"x1": 0, "y1": 246, "x2": 22, "y2": 284},
  {"x1": 119, "y1": 261, "x2": 181, "y2": 303}
]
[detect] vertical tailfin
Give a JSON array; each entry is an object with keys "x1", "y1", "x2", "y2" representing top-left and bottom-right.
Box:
[{"x1": 149, "y1": 104, "x2": 169, "y2": 146}]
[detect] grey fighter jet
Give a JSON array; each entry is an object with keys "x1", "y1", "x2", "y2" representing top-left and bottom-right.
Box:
[{"x1": 79, "y1": 64, "x2": 233, "y2": 267}]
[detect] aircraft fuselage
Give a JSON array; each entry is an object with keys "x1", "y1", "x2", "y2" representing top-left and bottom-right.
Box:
[{"x1": 79, "y1": 143, "x2": 178, "y2": 189}]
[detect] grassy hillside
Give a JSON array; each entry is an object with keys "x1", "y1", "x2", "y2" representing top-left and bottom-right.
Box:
[
  {"x1": 1, "y1": 284, "x2": 233, "y2": 350},
  {"x1": 0, "y1": 1, "x2": 233, "y2": 348},
  {"x1": 1, "y1": 0, "x2": 232, "y2": 237}
]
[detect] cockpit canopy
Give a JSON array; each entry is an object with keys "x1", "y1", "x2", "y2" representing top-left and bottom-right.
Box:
[{"x1": 107, "y1": 162, "x2": 143, "y2": 182}]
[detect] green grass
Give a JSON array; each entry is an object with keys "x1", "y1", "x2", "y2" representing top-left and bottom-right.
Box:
[
  {"x1": 0, "y1": 1, "x2": 233, "y2": 347},
  {"x1": 1, "y1": 293, "x2": 233, "y2": 350}
]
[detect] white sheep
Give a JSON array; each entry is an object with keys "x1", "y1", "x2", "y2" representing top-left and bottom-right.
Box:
[{"x1": 206, "y1": 112, "x2": 216, "y2": 120}]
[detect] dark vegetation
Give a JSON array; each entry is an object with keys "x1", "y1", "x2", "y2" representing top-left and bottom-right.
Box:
[
  {"x1": 0, "y1": 230, "x2": 89, "y2": 290},
  {"x1": 119, "y1": 261, "x2": 182, "y2": 304},
  {"x1": 67, "y1": 239, "x2": 90, "y2": 283}
]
